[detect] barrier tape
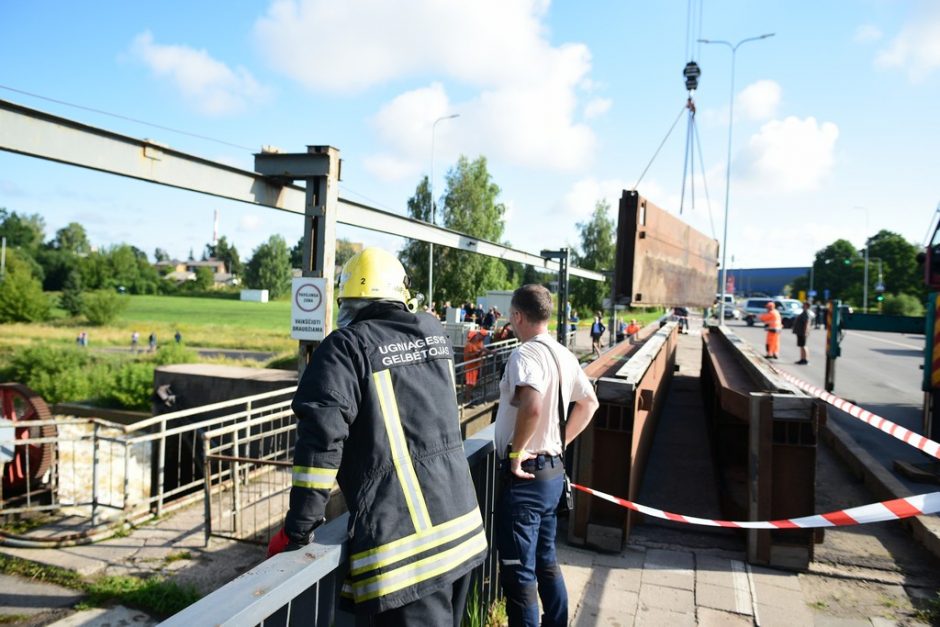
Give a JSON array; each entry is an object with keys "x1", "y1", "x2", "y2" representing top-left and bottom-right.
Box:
[
  {"x1": 776, "y1": 370, "x2": 940, "y2": 461},
  {"x1": 571, "y1": 483, "x2": 940, "y2": 529}
]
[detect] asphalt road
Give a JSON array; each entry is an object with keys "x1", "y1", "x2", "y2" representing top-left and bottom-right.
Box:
[{"x1": 722, "y1": 318, "x2": 932, "y2": 492}]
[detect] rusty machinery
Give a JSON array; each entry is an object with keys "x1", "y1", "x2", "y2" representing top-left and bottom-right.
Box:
[
  {"x1": 614, "y1": 191, "x2": 719, "y2": 309},
  {"x1": 0, "y1": 383, "x2": 57, "y2": 504}
]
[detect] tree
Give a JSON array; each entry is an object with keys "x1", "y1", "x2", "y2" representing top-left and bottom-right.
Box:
[
  {"x1": 866, "y1": 230, "x2": 921, "y2": 300},
  {"x1": 399, "y1": 177, "x2": 433, "y2": 296},
  {"x1": 0, "y1": 208, "x2": 45, "y2": 250},
  {"x1": 60, "y1": 269, "x2": 84, "y2": 316},
  {"x1": 431, "y1": 156, "x2": 510, "y2": 304},
  {"x1": 0, "y1": 249, "x2": 51, "y2": 323},
  {"x1": 154, "y1": 248, "x2": 170, "y2": 262},
  {"x1": 191, "y1": 266, "x2": 215, "y2": 290},
  {"x1": 245, "y1": 235, "x2": 292, "y2": 298},
  {"x1": 810, "y1": 239, "x2": 863, "y2": 303},
  {"x1": 207, "y1": 235, "x2": 242, "y2": 276},
  {"x1": 570, "y1": 200, "x2": 615, "y2": 313},
  {"x1": 291, "y1": 237, "x2": 358, "y2": 271},
  {"x1": 81, "y1": 289, "x2": 129, "y2": 325},
  {"x1": 52, "y1": 222, "x2": 90, "y2": 255}
]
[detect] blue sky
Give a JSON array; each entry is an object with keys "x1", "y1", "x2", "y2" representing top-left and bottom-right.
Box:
[{"x1": 1, "y1": 1, "x2": 937, "y2": 273}]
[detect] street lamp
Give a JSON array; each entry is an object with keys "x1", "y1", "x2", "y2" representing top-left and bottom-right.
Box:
[
  {"x1": 428, "y1": 113, "x2": 460, "y2": 309},
  {"x1": 699, "y1": 33, "x2": 775, "y2": 322}
]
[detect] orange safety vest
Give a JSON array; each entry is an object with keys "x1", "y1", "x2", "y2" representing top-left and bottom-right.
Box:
[{"x1": 759, "y1": 309, "x2": 782, "y2": 330}]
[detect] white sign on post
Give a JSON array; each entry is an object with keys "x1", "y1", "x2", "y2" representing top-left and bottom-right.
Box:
[{"x1": 291, "y1": 277, "x2": 327, "y2": 341}]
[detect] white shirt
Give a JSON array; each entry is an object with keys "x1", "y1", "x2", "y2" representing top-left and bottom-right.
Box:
[{"x1": 494, "y1": 333, "x2": 594, "y2": 458}]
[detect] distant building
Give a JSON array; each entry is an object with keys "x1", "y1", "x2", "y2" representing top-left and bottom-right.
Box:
[
  {"x1": 155, "y1": 258, "x2": 238, "y2": 287},
  {"x1": 719, "y1": 267, "x2": 810, "y2": 297}
]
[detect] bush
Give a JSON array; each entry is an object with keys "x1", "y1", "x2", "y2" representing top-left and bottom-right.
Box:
[
  {"x1": 0, "y1": 272, "x2": 52, "y2": 323},
  {"x1": 2, "y1": 345, "x2": 100, "y2": 403},
  {"x1": 882, "y1": 293, "x2": 925, "y2": 317},
  {"x1": 81, "y1": 289, "x2": 129, "y2": 325},
  {"x1": 98, "y1": 362, "x2": 154, "y2": 410},
  {"x1": 151, "y1": 343, "x2": 198, "y2": 366}
]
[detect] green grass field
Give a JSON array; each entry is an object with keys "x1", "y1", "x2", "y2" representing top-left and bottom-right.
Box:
[{"x1": 122, "y1": 295, "x2": 292, "y2": 331}]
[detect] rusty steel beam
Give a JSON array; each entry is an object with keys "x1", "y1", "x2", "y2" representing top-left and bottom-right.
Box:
[{"x1": 614, "y1": 190, "x2": 719, "y2": 307}]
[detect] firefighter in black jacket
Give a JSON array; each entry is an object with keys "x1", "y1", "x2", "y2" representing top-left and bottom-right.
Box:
[{"x1": 268, "y1": 247, "x2": 486, "y2": 624}]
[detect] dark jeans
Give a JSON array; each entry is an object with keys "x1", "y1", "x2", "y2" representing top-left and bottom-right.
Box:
[
  {"x1": 355, "y1": 572, "x2": 472, "y2": 627},
  {"x1": 495, "y1": 458, "x2": 567, "y2": 627}
]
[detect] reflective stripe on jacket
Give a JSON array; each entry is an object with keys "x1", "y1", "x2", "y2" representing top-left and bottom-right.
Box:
[{"x1": 286, "y1": 301, "x2": 486, "y2": 614}]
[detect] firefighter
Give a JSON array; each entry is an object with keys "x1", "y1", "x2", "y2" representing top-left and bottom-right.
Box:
[
  {"x1": 759, "y1": 301, "x2": 783, "y2": 359},
  {"x1": 267, "y1": 247, "x2": 486, "y2": 624}
]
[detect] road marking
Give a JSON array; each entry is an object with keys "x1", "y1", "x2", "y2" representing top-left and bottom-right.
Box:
[{"x1": 849, "y1": 331, "x2": 920, "y2": 350}]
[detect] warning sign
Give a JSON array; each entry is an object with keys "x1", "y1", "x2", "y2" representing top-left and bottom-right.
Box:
[{"x1": 291, "y1": 277, "x2": 327, "y2": 341}]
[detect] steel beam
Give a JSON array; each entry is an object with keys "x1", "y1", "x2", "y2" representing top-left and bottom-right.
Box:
[{"x1": 0, "y1": 98, "x2": 605, "y2": 282}]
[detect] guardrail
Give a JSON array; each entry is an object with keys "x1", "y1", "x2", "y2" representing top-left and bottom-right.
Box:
[
  {"x1": 568, "y1": 321, "x2": 679, "y2": 550},
  {"x1": 1, "y1": 346, "x2": 517, "y2": 544},
  {"x1": 0, "y1": 388, "x2": 296, "y2": 545},
  {"x1": 163, "y1": 424, "x2": 499, "y2": 627},
  {"x1": 700, "y1": 324, "x2": 822, "y2": 569}
]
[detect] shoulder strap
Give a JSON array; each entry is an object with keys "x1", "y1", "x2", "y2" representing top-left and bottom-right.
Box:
[{"x1": 531, "y1": 338, "x2": 567, "y2": 458}]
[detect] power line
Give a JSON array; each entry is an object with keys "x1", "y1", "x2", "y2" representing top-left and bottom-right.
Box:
[{"x1": 0, "y1": 84, "x2": 256, "y2": 152}]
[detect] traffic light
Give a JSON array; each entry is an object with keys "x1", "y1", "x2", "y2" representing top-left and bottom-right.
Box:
[
  {"x1": 843, "y1": 258, "x2": 852, "y2": 265},
  {"x1": 876, "y1": 294, "x2": 884, "y2": 302}
]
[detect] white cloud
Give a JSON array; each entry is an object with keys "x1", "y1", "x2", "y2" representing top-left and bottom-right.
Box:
[
  {"x1": 875, "y1": 6, "x2": 940, "y2": 82},
  {"x1": 584, "y1": 97, "x2": 612, "y2": 119},
  {"x1": 239, "y1": 214, "x2": 263, "y2": 232},
  {"x1": 557, "y1": 177, "x2": 628, "y2": 221},
  {"x1": 736, "y1": 116, "x2": 839, "y2": 193},
  {"x1": 854, "y1": 24, "x2": 883, "y2": 44},
  {"x1": 736, "y1": 80, "x2": 781, "y2": 121},
  {"x1": 130, "y1": 31, "x2": 268, "y2": 115},
  {"x1": 256, "y1": 0, "x2": 600, "y2": 174}
]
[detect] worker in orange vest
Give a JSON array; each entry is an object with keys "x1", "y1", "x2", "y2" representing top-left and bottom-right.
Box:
[
  {"x1": 758, "y1": 302, "x2": 783, "y2": 359},
  {"x1": 626, "y1": 319, "x2": 640, "y2": 343},
  {"x1": 463, "y1": 328, "x2": 488, "y2": 388}
]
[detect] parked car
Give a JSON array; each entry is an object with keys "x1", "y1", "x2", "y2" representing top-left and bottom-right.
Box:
[
  {"x1": 743, "y1": 298, "x2": 804, "y2": 328},
  {"x1": 714, "y1": 293, "x2": 741, "y2": 319}
]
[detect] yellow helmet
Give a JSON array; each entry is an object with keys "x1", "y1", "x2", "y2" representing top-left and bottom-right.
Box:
[{"x1": 338, "y1": 247, "x2": 410, "y2": 303}]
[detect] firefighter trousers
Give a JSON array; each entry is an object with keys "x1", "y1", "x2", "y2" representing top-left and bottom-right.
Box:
[{"x1": 355, "y1": 572, "x2": 472, "y2": 627}]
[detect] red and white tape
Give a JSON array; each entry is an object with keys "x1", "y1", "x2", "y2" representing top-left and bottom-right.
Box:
[
  {"x1": 572, "y1": 483, "x2": 940, "y2": 529},
  {"x1": 776, "y1": 370, "x2": 940, "y2": 461}
]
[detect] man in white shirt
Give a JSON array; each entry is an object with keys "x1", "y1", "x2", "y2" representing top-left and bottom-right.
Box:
[{"x1": 493, "y1": 284, "x2": 599, "y2": 627}]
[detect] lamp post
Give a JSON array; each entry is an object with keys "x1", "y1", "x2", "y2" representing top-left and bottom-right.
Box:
[
  {"x1": 700, "y1": 33, "x2": 774, "y2": 323},
  {"x1": 428, "y1": 113, "x2": 460, "y2": 309}
]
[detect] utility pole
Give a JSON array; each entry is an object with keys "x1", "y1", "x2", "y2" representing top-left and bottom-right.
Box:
[
  {"x1": 255, "y1": 146, "x2": 341, "y2": 376},
  {"x1": 541, "y1": 248, "x2": 571, "y2": 346}
]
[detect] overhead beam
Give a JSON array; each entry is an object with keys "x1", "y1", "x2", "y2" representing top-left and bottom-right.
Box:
[{"x1": 0, "y1": 98, "x2": 605, "y2": 282}]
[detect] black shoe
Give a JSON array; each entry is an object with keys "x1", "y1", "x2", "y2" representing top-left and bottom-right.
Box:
[{"x1": 797, "y1": 359, "x2": 808, "y2": 365}]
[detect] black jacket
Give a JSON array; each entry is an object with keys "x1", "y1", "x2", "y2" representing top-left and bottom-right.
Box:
[{"x1": 286, "y1": 301, "x2": 486, "y2": 614}]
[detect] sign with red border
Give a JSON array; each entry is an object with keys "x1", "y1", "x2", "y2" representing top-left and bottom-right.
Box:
[{"x1": 291, "y1": 278, "x2": 326, "y2": 341}]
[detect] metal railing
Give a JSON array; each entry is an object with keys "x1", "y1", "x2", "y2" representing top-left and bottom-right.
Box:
[
  {"x1": 1, "y1": 344, "x2": 521, "y2": 543},
  {"x1": 164, "y1": 424, "x2": 500, "y2": 627},
  {"x1": 453, "y1": 338, "x2": 518, "y2": 407},
  {"x1": 0, "y1": 387, "x2": 296, "y2": 544}
]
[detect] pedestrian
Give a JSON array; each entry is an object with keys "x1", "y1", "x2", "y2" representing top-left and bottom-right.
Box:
[
  {"x1": 626, "y1": 318, "x2": 640, "y2": 343},
  {"x1": 759, "y1": 302, "x2": 782, "y2": 359},
  {"x1": 673, "y1": 306, "x2": 689, "y2": 333},
  {"x1": 814, "y1": 303, "x2": 823, "y2": 329},
  {"x1": 793, "y1": 301, "x2": 813, "y2": 364},
  {"x1": 174, "y1": 330, "x2": 182, "y2": 344},
  {"x1": 148, "y1": 332, "x2": 157, "y2": 353},
  {"x1": 267, "y1": 247, "x2": 485, "y2": 624},
  {"x1": 463, "y1": 328, "x2": 489, "y2": 403},
  {"x1": 483, "y1": 306, "x2": 496, "y2": 330},
  {"x1": 131, "y1": 331, "x2": 139, "y2": 352},
  {"x1": 615, "y1": 318, "x2": 626, "y2": 343},
  {"x1": 493, "y1": 284, "x2": 599, "y2": 626},
  {"x1": 590, "y1": 312, "x2": 606, "y2": 357}
]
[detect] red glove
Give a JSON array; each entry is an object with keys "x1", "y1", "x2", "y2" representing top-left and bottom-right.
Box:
[{"x1": 267, "y1": 528, "x2": 290, "y2": 558}]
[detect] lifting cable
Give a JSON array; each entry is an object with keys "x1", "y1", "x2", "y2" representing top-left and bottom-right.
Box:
[{"x1": 633, "y1": 0, "x2": 716, "y2": 240}]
